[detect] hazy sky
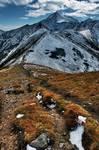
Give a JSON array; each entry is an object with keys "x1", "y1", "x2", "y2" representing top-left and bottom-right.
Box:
[{"x1": 0, "y1": 0, "x2": 99, "y2": 31}]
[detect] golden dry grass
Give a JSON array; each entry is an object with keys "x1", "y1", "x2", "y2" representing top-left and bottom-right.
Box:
[
  {"x1": 0, "y1": 65, "x2": 99, "y2": 149},
  {"x1": 13, "y1": 100, "x2": 56, "y2": 141}
]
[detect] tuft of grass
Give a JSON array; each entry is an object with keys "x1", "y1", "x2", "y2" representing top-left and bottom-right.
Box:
[{"x1": 14, "y1": 102, "x2": 55, "y2": 142}]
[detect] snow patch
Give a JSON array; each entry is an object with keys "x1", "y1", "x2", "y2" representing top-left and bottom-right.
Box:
[
  {"x1": 47, "y1": 103, "x2": 56, "y2": 109},
  {"x1": 41, "y1": 73, "x2": 47, "y2": 76},
  {"x1": 16, "y1": 114, "x2": 24, "y2": 119},
  {"x1": 36, "y1": 92, "x2": 43, "y2": 101},
  {"x1": 57, "y1": 19, "x2": 65, "y2": 23},
  {"x1": 26, "y1": 144, "x2": 36, "y2": 150},
  {"x1": 24, "y1": 31, "x2": 99, "y2": 73},
  {"x1": 69, "y1": 125, "x2": 85, "y2": 150},
  {"x1": 78, "y1": 116, "x2": 86, "y2": 124},
  {"x1": 79, "y1": 29, "x2": 92, "y2": 40},
  {"x1": 1, "y1": 28, "x2": 99, "y2": 73},
  {"x1": 69, "y1": 116, "x2": 87, "y2": 150}
]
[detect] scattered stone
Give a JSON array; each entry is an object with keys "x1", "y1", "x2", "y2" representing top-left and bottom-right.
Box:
[
  {"x1": 30, "y1": 133, "x2": 52, "y2": 149},
  {"x1": 3, "y1": 87, "x2": 24, "y2": 95},
  {"x1": 47, "y1": 102, "x2": 56, "y2": 109},
  {"x1": 43, "y1": 98, "x2": 56, "y2": 110}
]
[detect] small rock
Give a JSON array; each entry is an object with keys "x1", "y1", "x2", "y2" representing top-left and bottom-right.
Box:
[
  {"x1": 43, "y1": 98, "x2": 56, "y2": 109},
  {"x1": 3, "y1": 87, "x2": 24, "y2": 94},
  {"x1": 30, "y1": 133, "x2": 51, "y2": 149}
]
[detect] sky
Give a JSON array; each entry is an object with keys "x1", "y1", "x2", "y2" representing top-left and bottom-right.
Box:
[{"x1": 0, "y1": 0, "x2": 99, "y2": 31}]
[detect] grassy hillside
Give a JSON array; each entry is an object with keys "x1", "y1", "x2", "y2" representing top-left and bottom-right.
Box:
[{"x1": 0, "y1": 64, "x2": 99, "y2": 150}]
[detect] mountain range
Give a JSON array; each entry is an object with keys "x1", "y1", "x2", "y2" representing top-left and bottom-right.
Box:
[
  {"x1": 0, "y1": 4, "x2": 99, "y2": 150},
  {"x1": 0, "y1": 11, "x2": 99, "y2": 72}
]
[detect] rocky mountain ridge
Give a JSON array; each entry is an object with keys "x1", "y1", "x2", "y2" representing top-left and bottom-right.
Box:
[{"x1": 0, "y1": 11, "x2": 99, "y2": 72}]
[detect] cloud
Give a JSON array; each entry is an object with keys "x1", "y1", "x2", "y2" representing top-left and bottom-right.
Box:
[
  {"x1": 20, "y1": 16, "x2": 29, "y2": 19},
  {"x1": 26, "y1": 0, "x2": 65, "y2": 17},
  {"x1": 0, "y1": 3, "x2": 5, "y2": 7},
  {"x1": 0, "y1": 0, "x2": 11, "y2": 7},
  {"x1": 0, "y1": 0, "x2": 33, "y2": 7},
  {"x1": 12, "y1": 0, "x2": 33, "y2": 5},
  {"x1": 25, "y1": 0, "x2": 99, "y2": 18},
  {"x1": 0, "y1": 24, "x2": 22, "y2": 31},
  {"x1": 0, "y1": 0, "x2": 98, "y2": 20}
]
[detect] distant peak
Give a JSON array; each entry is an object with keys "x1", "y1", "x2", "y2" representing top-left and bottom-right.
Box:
[{"x1": 47, "y1": 10, "x2": 78, "y2": 23}]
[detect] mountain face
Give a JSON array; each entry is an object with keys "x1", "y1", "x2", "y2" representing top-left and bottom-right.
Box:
[
  {"x1": 0, "y1": 30, "x2": 4, "y2": 35},
  {"x1": 0, "y1": 11, "x2": 99, "y2": 72}
]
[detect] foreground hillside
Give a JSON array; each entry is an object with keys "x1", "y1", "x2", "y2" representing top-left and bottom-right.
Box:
[{"x1": 0, "y1": 64, "x2": 99, "y2": 150}]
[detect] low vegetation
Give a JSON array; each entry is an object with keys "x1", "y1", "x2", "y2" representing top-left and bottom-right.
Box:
[{"x1": 0, "y1": 64, "x2": 99, "y2": 150}]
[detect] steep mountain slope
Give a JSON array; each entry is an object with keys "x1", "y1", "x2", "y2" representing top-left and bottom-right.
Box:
[
  {"x1": 0, "y1": 11, "x2": 79, "y2": 59},
  {"x1": 0, "y1": 24, "x2": 41, "y2": 57},
  {"x1": 23, "y1": 30, "x2": 99, "y2": 72},
  {"x1": 0, "y1": 11, "x2": 99, "y2": 72},
  {"x1": 0, "y1": 29, "x2": 46, "y2": 68},
  {"x1": 0, "y1": 28, "x2": 99, "y2": 72},
  {"x1": 76, "y1": 19, "x2": 99, "y2": 45}
]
